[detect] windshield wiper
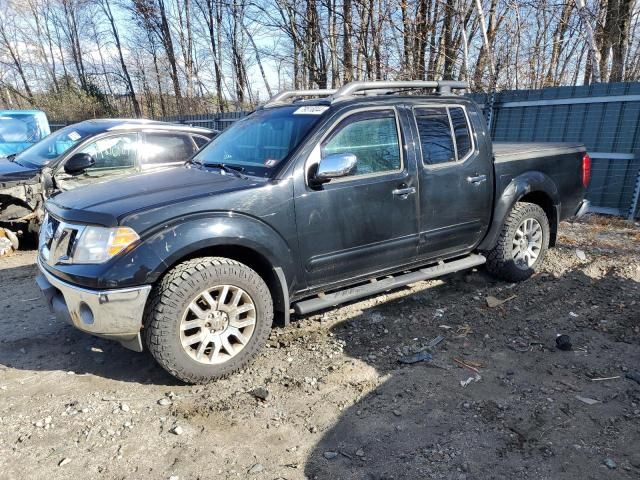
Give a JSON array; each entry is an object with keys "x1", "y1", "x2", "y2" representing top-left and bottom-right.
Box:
[
  {"x1": 6, "y1": 153, "x2": 16, "y2": 162},
  {"x1": 204, "y1": 162, "x2": 247, "y2": 179}
]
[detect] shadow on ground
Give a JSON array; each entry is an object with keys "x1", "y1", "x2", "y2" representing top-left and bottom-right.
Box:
[{"x1": 304, "y1": 269, "x2": 640, "y2": 480}]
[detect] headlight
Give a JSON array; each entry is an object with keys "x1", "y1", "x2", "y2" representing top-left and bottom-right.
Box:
[{"x1": 72, "y1": 226, "x2": 139, "y2": 264}]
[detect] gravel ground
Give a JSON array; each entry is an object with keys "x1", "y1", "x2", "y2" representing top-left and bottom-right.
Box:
[{"x1": 0, "y1": 215, "x2": 639, "y2": 480}]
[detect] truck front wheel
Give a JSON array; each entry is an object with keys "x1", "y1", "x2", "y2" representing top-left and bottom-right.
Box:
[
  {"x1": 485, "y1": 202, "x2": 550, "y2": 282},
  {"x1": 144, "y1": 257, "x2": 273, "y2": 383}
]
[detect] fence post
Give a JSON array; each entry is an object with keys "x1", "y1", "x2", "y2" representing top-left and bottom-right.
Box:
[
  {"x1": 629, "y1": 164, "x2": 640, "y2": 220},
  {"x1": 486, "y1": 91, "x2": 496, "y2": 137}
]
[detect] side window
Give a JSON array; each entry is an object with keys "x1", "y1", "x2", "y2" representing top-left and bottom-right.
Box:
[
  {"x1": 143, "y1": 133, "x2": 196, "y2": 164},
  {"x1": 414, "y1": 107, "x2": 455, "y2": 165},
  {"x1": 321, "y1": 110, "x2": 401, "y2": 177},
  {"x1": 449, "y1": 107, "x2": 472, "y2": 159},
  {"x1": 80, "y1": 134, "x2": 137, "y2": 170},
  {"x1": 192, "y1": 135, "x2": 210, "y2": 149}
]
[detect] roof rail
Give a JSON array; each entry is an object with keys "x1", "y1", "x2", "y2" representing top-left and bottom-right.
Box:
[
  {"x1": 264, "y1": 80, "x2": 468, "y2": 107},
  {"x1": 266, "y1": 89, "x2": 337, "y2": 107},
  {"x1": 332, "y1": 80, "x2": 468, "y2": 101}
]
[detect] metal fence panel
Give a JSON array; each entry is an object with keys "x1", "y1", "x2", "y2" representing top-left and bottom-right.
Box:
[{"x1": 487, "y1": 81, "x2": 640, "y2": 219}]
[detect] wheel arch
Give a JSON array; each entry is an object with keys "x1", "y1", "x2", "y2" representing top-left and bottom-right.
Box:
[
  {"x1": 160, "y1": 244, "x2": 290, "y2": 327},
  {"x1": 479, "y1": 171, "x2": 560, "y2": 251},
  {"x1": 0, "y1": 194, "x2": 34, "y2": 222}
]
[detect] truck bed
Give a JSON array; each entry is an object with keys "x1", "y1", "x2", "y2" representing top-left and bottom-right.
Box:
[
  {"x1": 492, "y1": 141, "x2": 586, "y2": 222},
  {"x1": 493, "y1": 142, "x2": 585, "y2": 162}
]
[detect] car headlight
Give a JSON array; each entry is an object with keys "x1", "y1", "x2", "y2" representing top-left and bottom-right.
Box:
[{"x1": 72, "y1": 226, "x2": 139, "y2": 264}]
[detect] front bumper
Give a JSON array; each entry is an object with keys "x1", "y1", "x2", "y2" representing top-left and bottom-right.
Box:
[
  {"x1": 575, "y1": 199, "x2": 591, "y2": 218},
  {"x1": 36, "y1": 259, "x2": 151, "y2": 352}
]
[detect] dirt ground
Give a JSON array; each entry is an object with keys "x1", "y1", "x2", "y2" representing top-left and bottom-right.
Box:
[{"x1": 1, "y1": 215, "x2": 639, "y2": 480}]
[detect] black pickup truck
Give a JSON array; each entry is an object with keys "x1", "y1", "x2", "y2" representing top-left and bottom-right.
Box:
[{"x1": 36, "y1": 81, "x2": 590, "y2": 383}]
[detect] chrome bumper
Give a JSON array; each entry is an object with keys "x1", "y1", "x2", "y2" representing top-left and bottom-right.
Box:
[
  {"x1": 36, "y1": 259, "x2": 151, "y2": 352},
  {"x1": 575, "y1": 199, "x2": 591, "y2": 218}
]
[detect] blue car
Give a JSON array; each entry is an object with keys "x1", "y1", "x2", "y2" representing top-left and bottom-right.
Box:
[{"x1": 0, "y1": 110, "x2": 51, "y2": 158}]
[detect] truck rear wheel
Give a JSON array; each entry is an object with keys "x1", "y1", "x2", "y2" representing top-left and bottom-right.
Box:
[
  {"x1": 485, "y1": 202, "x2": 550, "y2": 282},
  {"x1": 144, "y1": 257, "x2": 273, "y2": 384}
]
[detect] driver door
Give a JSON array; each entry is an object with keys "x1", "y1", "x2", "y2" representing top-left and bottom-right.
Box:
[
  {"x1": 294, "y1": 107, "x2": 419, "y2": 289},
  {"x1": 55, "y1": 133, "x2": 140, "y2": 191}
]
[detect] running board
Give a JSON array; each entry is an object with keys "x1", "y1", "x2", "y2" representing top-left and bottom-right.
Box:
[{"x1": 292, "y1": 254, "x2": 486, "y2": 315}]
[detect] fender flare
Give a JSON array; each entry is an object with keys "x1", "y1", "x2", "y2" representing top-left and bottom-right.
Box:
[
  {"x1": 478, "y1": 171, "x2": 560, "y2": 251},
  {"x1": 101, "y1": 213, "x2": 296, "y2": 324}
]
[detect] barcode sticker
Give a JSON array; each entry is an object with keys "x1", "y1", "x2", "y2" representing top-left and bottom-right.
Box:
[{"x1": 293, "y1": 106, "x2": 329, "y2": 115}]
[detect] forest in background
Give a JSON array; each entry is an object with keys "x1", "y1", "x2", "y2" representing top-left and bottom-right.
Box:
[{"x1": 0, "y1": 0, "x2": 639, "y2": 121}]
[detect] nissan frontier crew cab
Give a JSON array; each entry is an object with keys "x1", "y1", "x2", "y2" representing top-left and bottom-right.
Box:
[{"x1": 36, "y1": 80, "x2": 591, "y2": 383}]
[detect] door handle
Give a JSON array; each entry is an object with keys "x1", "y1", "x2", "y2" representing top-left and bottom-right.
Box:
[
  {"x1": 392, "y1": 186, "x2": 416, "y2": 197},
  {"x1": 467, "y1": 174, "x2": 487, "y2": 184}
]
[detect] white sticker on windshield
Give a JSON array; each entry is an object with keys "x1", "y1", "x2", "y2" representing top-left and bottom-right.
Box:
[
  {"x1": 67, "y1": 131, "x2": 81, "y2": 141},
  {"x1": 293, "y1": 106, "x2": 329, "y2": 115}
]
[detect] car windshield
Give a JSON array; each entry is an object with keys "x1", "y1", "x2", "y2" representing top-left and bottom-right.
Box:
[
  {"x1": 192, "y1": 105, "x2": 326, "y2": 177},
  {"x1": 14, "y1": 124, "x2": 94, "y2": 167}
]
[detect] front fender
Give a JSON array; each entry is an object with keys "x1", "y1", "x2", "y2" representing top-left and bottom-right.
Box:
[
  {"x1": 478, "y1": 171, "x2": 559, "y2": 251},
  {"x1": 100, "y1": 213, "x2": 296, "y2": 289}
]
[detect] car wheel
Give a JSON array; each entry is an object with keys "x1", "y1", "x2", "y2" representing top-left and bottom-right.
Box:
[
  {"x1": 485, "y1": 202, "x2": 550, "y2": 282},
  {"x1": 144, "y1": 257, "x2": 273, "y2": 383}
]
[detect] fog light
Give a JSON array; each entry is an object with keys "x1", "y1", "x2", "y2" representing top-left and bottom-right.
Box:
[{"x1": 78, "y1": 302, "x2": 94, "y2": 325}]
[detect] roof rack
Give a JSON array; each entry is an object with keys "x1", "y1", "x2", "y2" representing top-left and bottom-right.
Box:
[
  {"x1": 266, "y1": 89, "x2": 337, "y2": 107},
  {"x1": 332, "y1": 80, "x2": 468, "y2": 99},
  {"x1": 264, "y1": 80, "x2": 468, "y2": 107}
]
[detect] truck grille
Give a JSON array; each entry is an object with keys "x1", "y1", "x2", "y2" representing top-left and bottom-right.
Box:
[{"x1": 39, "y1": 213, "x2": 84, "y2": 266}]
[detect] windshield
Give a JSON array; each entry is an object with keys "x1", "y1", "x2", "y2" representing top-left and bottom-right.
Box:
[
  {"x1": 192, "y1": 106, "x2": 326, "y2": 177},
  {"x1": 14, "y1": 124, "x2": 94, "y2": 167}
]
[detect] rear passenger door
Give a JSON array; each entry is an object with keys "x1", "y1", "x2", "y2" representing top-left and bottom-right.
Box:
[
  {"x1": 141, "y1": 132, "x2": 197, "y2": 170},
  {"x1": 412, "y1": 104, "x2": 492, "y2": 259}
]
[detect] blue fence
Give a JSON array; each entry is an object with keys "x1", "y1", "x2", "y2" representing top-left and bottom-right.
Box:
[{"x1": 474, "y1": 82, "x2": 640, "y2": 219}]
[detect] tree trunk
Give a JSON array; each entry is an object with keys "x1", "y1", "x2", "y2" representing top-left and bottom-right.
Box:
[
  {"x1": 156, "y1": 0, "x2": 183, "y2": 112},
  {"x1": 545, "y1": 1, "x2": 573, "y2": 86},
  {"x1": 101, "y1": 0, "x2": 141, "y2": 116},
  {"x1": 609, "y1": 0, "x2": 634, "y2": 82},
  {"x1": 343, "y1": 0, "x2": 354, "y2": 83},
  {"x1": 575, "y1": 0, "x2": 602, "y2": 83},
  {"x1": 0, "y1": 23, "x2": 34, "y2": 99},
  {"x1": 473, "y1": 0, "x2": 498, "y2": 90}
]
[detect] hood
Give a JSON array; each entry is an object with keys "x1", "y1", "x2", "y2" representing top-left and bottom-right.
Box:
[
  {"x1": 48, "y1": 165, "x2": 259, "y2": 226},
  {"x1": 0, "y1": 158, "x2": 40, "y2": 188}
]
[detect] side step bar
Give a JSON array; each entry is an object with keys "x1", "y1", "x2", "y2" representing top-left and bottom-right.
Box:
[{"x1": 292, "y1": 254, "x2": 486, "y2": 315}]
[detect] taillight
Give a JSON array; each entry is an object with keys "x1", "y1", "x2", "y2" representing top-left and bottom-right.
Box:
[{"x1": 582, "y1": 153, "x2": 591, "y2": 188}]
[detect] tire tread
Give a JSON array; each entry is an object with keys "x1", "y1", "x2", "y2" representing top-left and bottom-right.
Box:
[
  {"x1": 144, "y1": 257, "x2": 273, "y2": 384},
  {"x1": 485, "y1": 202, "x2": 549, "y2": 282}
]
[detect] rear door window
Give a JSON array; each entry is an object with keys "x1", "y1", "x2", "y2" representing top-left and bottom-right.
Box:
[
  {"x1": 414, "y1": 107, "x2": 455, "y2": 165},
  {"x1": 449, "y1": 107, "x2": 472, "y2": 159},
  {"x1": 143, "y1": 133, "x2": 196, "y2": 164}
]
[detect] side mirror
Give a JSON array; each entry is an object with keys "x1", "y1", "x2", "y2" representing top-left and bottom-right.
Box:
[
  {"x1": 64, "y1": 153, "x2": 95, "y2": 175},
  {"x1": 313, "y1": 153, "x2": 357, "y2": 184}
]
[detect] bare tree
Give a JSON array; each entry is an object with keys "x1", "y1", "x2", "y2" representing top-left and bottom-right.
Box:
[{"x1": 99, "y1": 0, "x2": 142, "y2": 116}]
